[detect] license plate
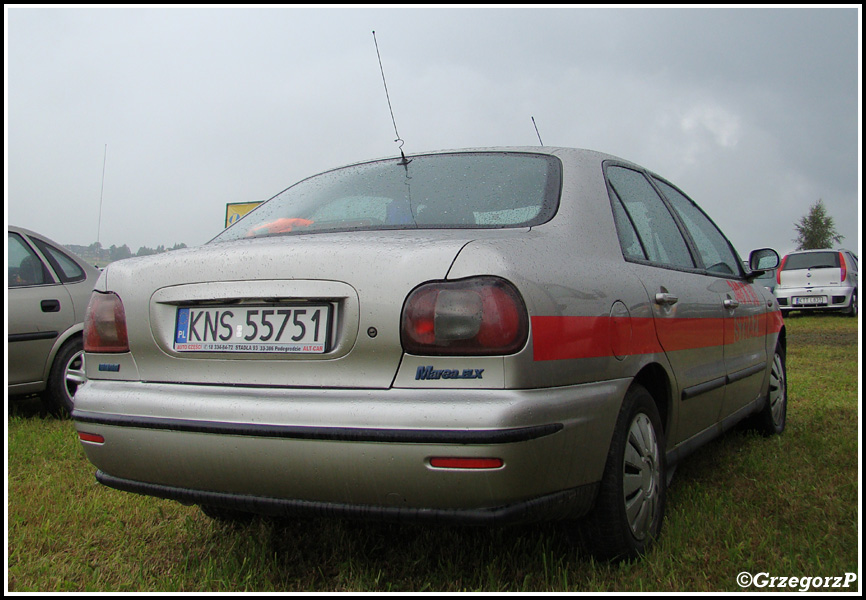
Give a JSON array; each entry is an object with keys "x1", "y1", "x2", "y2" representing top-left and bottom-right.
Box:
[
  {"x1": 793, "y1": 296, "x2": 827, "y2": 306},
  {"x1": 174, "y1": 305, "x2": 331, "y2": 353}
]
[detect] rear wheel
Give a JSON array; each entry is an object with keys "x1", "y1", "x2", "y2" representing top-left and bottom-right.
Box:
[
  {"x1": 583, "y1": 384, "x2": 666, "y2": 561},
  {"x1": 843, "y1": 289, "x2": 857, "y2": 317},
  {"x1": 752, "y1": 341, "x2": 787, "y2": 436},
  {"x1": 45, "y1": 337, "x2": 86, "y2": 417}
]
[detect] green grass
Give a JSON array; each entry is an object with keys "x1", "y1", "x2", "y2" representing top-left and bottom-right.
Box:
[{"x1": 6, "y1": 315, "x2": 860, "y2": 592}]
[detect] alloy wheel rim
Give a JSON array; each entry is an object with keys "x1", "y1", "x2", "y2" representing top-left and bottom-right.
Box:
[
  {"x1": 768, "y1": 351, "x2": 786, "y2": 427},
  {"x1": 622, "y1": 413, "x2": 660, "y2": 540},
  {"x1": 64, "y1": 350, "x2": 86, "y2": 402}
]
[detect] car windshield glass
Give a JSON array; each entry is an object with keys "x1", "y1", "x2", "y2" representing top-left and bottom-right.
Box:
[
  {"x1": 783, "y1": 252, "x2": 840, "y2": 271},
  {"x1": 211, "y1": 152, "x2": 561, "y2": 242}
]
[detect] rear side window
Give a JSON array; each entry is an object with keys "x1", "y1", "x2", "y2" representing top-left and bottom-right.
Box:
[
  {"x1": 32, "y1": 239, "x2": 86, "y2": 283},
  {"x1": 782, "y1": 252, "x2": 840, "y2": 271},
  {"x1": 605, "y1": 166, "x2": 695, "y2": 270},
  {"x1": 654, "y1": 178, "x2": 741, "y2": 276},
  {"x1": 610, "y1": 194, "x2": 646, "y2": 261},
  {"x1": 8, "y1": 233, "x2": 53, "y2": 287},
  {"x1": 212, "y1": 152, "x2": 562, "y2": 242}
]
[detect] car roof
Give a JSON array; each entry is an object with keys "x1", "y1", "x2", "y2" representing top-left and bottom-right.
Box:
[
  {"x1": 784, "y1": 248, "x2": 854, "y2": 255},
  {"x1": 8, "y1": 225, "x2": 98, "y2": 268},
  {"x1": 9, "y1": 225, "x2": 51, "y2": 239},
  {"x1": 320, "y1": 146, "x2": 643, "y2": 174}
]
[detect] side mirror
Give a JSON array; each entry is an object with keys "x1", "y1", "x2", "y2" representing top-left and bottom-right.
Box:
[
  {"x1": 749, "y1": 248, "x2": 780, "y2": 271},
  {"x1": 746, "y1": 248, "x2": 780, "y2": 280}
]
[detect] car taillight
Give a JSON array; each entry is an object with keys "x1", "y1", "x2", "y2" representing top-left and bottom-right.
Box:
[
  {"x1": 777, "y1": 256, "x2": 787, "y2": 285},
  {"x1": 839, "y1": 252, "x2": 847, "y2": 282},
  {"x1": 84, "y1": 291, "x2": 129, "y2": 353},
  {"x1": 401, "y1": 277, "x2": 528, "y2": 356}
]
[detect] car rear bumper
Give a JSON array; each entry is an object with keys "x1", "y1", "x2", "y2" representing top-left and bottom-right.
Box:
[
  {"x1": 73, "y1": 379, "x2": 627, "y2": 520},
  {"x1": 95, "y1": 470, "x2": 600, "y2": 525},
  {"x1": 774, "y1": 285, "x2": 855, "y2": 312}
]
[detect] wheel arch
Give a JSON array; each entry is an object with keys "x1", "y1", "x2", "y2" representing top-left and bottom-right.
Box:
[
  {"x1": 42, "y1": 326, "x2": 84, "y2": 382},
  {"x1": 777, "y1": 323, "x2": 787, "y2": 355},
  {"x1": 630, "y1": 362, "x2": 673, "y2": 438}
]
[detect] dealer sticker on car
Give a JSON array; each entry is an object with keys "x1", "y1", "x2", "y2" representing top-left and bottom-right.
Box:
[{"x1": 174, "y1": 305, "x2": 331, "y2": 353}]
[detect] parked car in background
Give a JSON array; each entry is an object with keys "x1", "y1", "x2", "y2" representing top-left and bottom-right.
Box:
[
  {"x1": 757, "y1": 267, "x2": 778, "y2": 292},
  {"x1": 744, "y1": 261, "x2": 777, "y2": 293},
  {"x1": 8, "y1": 226, "x2": 100, "y2": 415},
  {"x1": 73, "y1": 147, "x2": 785, "y2": 560},
  {"x1": 774, "y1": 249, "x2": 858, "y2": 317}
]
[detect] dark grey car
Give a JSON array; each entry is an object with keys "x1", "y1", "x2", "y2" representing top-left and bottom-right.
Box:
[
  {"x1": 73, "y1": 147, "x2": 785, "y2": 559},
  {"x1": 8, "y1": 226, "x2": 100, "y2": 415}
]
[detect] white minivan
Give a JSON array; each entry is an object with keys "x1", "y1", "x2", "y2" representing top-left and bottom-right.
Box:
[{"x1": 774, "y1": 249, "x2": 858, "y2": 316}]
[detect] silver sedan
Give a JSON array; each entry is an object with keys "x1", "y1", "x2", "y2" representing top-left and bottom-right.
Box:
[
  {"x1": 73, "y1": 147, "x2": 785, "y2": 560},
  {"x1": 8, "y1": 226, "x2": 100, "y2": 415}
]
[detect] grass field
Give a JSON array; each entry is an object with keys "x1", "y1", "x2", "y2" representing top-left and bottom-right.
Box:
[{"x1": 6, "y1": 314, "x2": 860, "y2": 592}]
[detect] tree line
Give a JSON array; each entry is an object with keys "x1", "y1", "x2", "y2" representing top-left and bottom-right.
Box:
[{"x1": 66, "y1": 241, "x2": 188, "y2": 266}]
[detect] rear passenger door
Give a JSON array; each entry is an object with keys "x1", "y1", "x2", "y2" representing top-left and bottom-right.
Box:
[
  {"x1": 8, "y1": 231, "x2": 75, "y2": 386},
  {"x1": 605, "y1": 165, "x2": 727, "y2": 445}
]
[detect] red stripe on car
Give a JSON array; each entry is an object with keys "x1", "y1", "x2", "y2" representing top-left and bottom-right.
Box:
[{"x1": 532, "y1": 313, "x2": 782, "y2": 361}]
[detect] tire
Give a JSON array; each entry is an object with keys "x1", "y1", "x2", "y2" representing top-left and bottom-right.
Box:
[
  {"x1": 843, "y1": 289, "x2": 857, "y2": 318},
  {"x1": 45, "y1": 337, "x2": 86, "y2": 417},
  {"x1": 583, "y1": 384, "x2": 666, "y2": 561},
  {"x1": 752, "y1": 341, "x2": 787, "y2": 436}
]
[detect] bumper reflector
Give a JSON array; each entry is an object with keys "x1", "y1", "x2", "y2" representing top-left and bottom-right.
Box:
[
  {"x1": 429, "y1": 457, "x2": 503, "y2": 469},
  {"x1": 78, "y1": 432, "x2": 105, "y2": 444}
]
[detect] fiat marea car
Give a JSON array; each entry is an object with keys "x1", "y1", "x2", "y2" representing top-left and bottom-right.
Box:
[{"x1": 74, "y1": 147, "x2": 786, "y2": 560}]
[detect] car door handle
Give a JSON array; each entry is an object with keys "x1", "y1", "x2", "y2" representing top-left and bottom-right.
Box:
[
  {"x1": 41, "y1": 299, "x2": 61, "y2": 313},
  {"x1": 724, "y1": 298, "x2": 740, "y2": 309},
  {"x1": 654, "y1": 292, "x2": 679, "y2": 306}
]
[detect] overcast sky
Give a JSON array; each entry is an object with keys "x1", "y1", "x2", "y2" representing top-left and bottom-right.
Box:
[{"x1": 5, "y1": 6, "x2": 861, "y2": 258}]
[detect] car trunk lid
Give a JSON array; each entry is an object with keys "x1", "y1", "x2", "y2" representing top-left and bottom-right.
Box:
[
  {"x1": 779, "y1": 251, "x2": 844, "y2": 289},
  {"x1": 99, "y1": 231, "x2": 485, "y2": 389}
]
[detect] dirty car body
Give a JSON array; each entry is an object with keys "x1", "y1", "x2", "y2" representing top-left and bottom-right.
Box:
[{"x1": 74, "y1": 148, "x2": 786, "y2": 559}]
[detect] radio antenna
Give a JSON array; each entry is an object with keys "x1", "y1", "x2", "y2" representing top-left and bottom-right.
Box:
[
  {"x1": 372, "y1": 30, "x2": 410, "y2": 165},
  {"x1": 96, "y1": 143, "x2": 107, "y2": 246},
  {"x1": 531, "y1": 116, "x2": 544, "y2": 146}
]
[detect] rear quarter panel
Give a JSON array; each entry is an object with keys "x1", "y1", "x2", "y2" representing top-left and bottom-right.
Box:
[{"x1": 447, "y1": 149, "x2": 669, "y2": 394}]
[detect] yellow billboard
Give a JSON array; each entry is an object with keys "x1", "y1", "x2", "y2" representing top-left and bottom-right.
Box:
[{"x1": 225, "y1": 202, "x2": 263, "y2": 228}]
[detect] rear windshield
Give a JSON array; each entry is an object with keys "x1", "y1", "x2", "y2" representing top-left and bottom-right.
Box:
[
  {"x1": 782, "y1": 251, "x2": 840, "y2": 271},
  {"x1": 211, "y1": 152, "x2": 561, "y2": 242}
]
